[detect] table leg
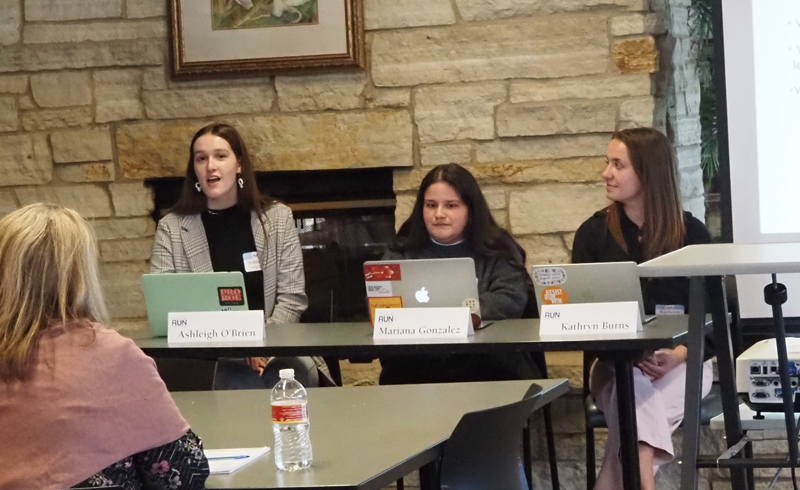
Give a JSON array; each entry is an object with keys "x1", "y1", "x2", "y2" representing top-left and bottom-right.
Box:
[
  {"x1": 614, "y1": 355, "x2": 640, "y2": 490},
  {"x1": 419, "y1": 460, "x2": 440, "y2": 490},
  {"x1": 679, "y1": 276, "x2": 707, "y2": 490}
]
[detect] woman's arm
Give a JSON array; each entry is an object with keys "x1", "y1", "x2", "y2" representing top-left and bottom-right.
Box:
[
  {"x1": 135, "y1": 429, "x2": 209, "y2": 490},
  {"x1": 268, "y1": 208, "x2": 308, "y2": 324},
  {"x1": 477, "y1": 257, "x2": 529, "y2": 320},
  {"x1": 149, "y1": 219, "x2": 176, "y2": 274}
]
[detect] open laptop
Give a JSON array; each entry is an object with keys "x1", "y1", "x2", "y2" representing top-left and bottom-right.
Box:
[
  {"x1": 530, "y1": 262, "x2": 655, "y2": 323},
  {"x1": 142, "y1": 272, "x2": 250, "y2": 337},
  {"x1": 363, "y1": 258, "x2": 482, "y2": 327}
]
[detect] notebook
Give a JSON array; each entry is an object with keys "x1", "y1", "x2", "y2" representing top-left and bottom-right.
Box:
[
  {"x1": 530, "y1": 262, "x2": 654, "y2": 322},
  {"x1": 363, "y1": 257, "x2": 482, "y2": 327},
  {"x1": 142, "y1": 272, "x2": 250, "y2": 337},
  {"x1": 206, "y1": 446, "x2": 270, "y2": 474}
]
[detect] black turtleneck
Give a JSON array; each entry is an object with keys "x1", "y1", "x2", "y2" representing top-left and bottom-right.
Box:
[{"x1": 201, "y1": 205, "x2": 265, "y2": 311}]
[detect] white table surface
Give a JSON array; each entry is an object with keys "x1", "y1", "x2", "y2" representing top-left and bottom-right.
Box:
[
  {"x1": 638, "y1": 243, "x2": 800, "y2": 277},
  {"x1": 710, "y1": 403, "x2": 800, "y2": 431}
]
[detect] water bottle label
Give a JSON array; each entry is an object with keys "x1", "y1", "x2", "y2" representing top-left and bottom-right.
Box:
[{"x1": 272, "y1": 402, "x2": 308, "y2": 423}]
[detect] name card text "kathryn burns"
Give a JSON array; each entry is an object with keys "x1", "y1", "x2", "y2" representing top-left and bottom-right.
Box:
[
  {"x1": 168, "y1": 310, "x2": 265, "y2": 344},
  {"x1": 539, "y1": 301, "x2": 642, "y2": 337},
  {"x1": 373, "y1": 307, "x2": 473, "y2": 340}
]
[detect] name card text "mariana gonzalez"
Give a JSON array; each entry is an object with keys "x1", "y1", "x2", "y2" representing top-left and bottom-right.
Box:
[
  {"x1": 539, "y1": 301, "x2": 642, "y2": 337},
  {"x1": 373, "y1": 307, "x2": 473, "y2": 340},
  {"x1": 168, "y1": 310, "x2": 265, "y2": 344}
]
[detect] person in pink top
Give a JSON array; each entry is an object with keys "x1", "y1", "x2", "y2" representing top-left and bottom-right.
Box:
[{"x1": 0, "y1": 203, "x2": 209, "y2": 490}]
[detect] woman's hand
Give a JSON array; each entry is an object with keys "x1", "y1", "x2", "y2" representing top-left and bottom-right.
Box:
[
  {"x1": 637, "y1": 345, "x2": 687, "y2": 381},
  {"x1": 245, "y1": 357, "x2": 268, "y2": 375}
]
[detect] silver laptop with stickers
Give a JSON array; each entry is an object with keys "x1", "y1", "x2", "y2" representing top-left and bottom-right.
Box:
[
  {"x1": 363, "y1": 257, "x2": 482, "y2": 324},
  {"x1": 530, "y1": 262, "x2": 655, "y2": 322}
]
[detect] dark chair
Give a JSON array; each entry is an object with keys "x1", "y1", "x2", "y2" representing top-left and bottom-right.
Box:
[
  {"x1": 439, "y1": 383, "x2": 552, "y2": 490},
  {"x1": 582, "y1": 353, "x2": 723, "y2": 490}
]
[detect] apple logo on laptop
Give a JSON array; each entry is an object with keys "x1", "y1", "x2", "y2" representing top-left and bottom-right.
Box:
[{"x1": 415, "y1": 287, "x2": 430, "y2": 303}]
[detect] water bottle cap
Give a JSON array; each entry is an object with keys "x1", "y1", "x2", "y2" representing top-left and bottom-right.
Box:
[{"x1": 279, "y1": 368, "x2": 295, "y2": 379}]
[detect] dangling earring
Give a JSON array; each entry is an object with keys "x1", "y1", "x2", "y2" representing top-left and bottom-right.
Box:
[
  {"x1": 238, "y1": 176, "x2": 244, "y2": 189},
  {"x1": 195, "y1": 182, "x2": 202, "y2": 192}
]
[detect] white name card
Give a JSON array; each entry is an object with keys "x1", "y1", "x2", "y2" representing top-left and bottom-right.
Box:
[
  {"x1": 539, "y1": 301, "x2": 642, "y2": 337},
  {"x1": 168, "y1": 310, "x2": 265, "y2": 344},
  {"x1": 373, "y1": 307, "x2": 474, "y2": 340}
]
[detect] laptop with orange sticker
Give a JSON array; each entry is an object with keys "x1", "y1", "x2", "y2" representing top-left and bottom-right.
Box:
[{"x1": 531, "y1": 262, "x2": 655, "y2": 323}]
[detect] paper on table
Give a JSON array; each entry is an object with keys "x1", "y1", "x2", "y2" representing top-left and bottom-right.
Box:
[{"x1": 205, "y1": 446, "x2": 270, "y2": 474}]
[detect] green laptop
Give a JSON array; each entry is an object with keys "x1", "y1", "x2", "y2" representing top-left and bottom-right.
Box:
[{"x1": 142, "y1": 272, "x2": 250, "y2": 337}]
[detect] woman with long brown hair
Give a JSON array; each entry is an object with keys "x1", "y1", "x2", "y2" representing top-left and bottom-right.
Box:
[
  {"x1": 150, "y1": 123, "x2": 329, "y2": 388},
  {"x1": 572, "y1": 127, "x2": 714, "y2": 490}
]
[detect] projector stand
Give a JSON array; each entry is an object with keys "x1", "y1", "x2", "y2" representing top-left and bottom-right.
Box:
[{"x1": 763, "y1": 274, "x2": 799, "y2": 464}]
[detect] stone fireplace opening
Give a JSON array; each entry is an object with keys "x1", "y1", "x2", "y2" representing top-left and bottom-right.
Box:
[{"x1": 146, "y1": 167, "x2": 397, "y2": 323}]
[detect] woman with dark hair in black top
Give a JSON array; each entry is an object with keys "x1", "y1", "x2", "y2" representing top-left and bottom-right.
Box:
[
  {"x1": 572, "y1": 128, "x2": 713, "y2": 490},
  {"x1": 379, "y1": 163, "x2": 538, "y2": 385}
]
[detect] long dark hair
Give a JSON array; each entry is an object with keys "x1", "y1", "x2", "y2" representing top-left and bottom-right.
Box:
[
  {"x1": 391, "y1": 164, "x2": 527, "y2": 270},
  {"x1": 171, "y1": 123, "x2": 273, "y2": 216},
  {"x1": 605, "y1": 128, "x2": 685, "y2": 261}
]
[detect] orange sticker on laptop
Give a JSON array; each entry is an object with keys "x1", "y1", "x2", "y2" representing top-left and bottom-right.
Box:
[
  {"x1": 364, "y1": 263, "x2": 402, "y2": 281},
  {"x1": 368, "y1": 296, "x2": 403, "y2": 327},
  {"x1": 541, "y1": 286, "x2": 568, "y2": 305}
]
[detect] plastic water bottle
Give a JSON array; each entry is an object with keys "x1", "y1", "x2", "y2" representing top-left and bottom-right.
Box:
[{"x1": 271, "y1": 368, "x2": 312, "y2": 470}]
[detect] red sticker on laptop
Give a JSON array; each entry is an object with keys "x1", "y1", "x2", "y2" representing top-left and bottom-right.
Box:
[
  {"x1": 218, "y1": 287, "x2": 245, "y2": 306},
  {"x1": 364, "y1": 263, "x2": 402, "y2": 281}
]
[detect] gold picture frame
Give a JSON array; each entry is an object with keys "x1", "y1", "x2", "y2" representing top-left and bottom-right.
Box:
[{"x1": 169, "y1": 0, "x2": 365, "y2": 79}]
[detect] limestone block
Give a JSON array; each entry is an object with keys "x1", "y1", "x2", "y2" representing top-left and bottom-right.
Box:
[
  {"x1": 420, "y1": 144, "x2": 472, "y2": 167},
  {"x1": 531, "y1": 461, "x2": 588, "y2": 490},
  {"x1": 127, "y1": 0, "x2": 167, "y2": 18},
  {"x1": 16, "y1": 185, "x2": 111, "y2": 218},
  {"x1": 476, "y1": 134, "x2": 611, "y2": 163},
  {"x1": 415, "y1": 83, "x2": 506, "y2": 143},
  {"x1": 672, "y1": 115, "x2": 702, "y2": 146},
  {"x1": 392, "y1": 167, "x2": 430, "y2": 192},
  {"x1": 24, "y1": 20, "x2": 164, "y2": 44},
  {"x1": 497, "y1": 101, "x2": 616, "y2": 137},
  {"x1": 0, "y1": 75, "x2": 27, "y2": 94},
  {"x1": 275, "y1": 73, "x2": 365, "y2": 112},
  {"x1": 22, "y1": 107, "x2": 94, "y2": 131},
  {"x1": 143, "y1": 85, "x2": 274, "y2": 119},
  {"x1": 454, "y1": 0, "x2": 646, "y2": 21},
  {"x1": 365, "y1": 0, "x2": 456, "y2": 30},
  {"x1": 92, "y1": 218, "x2": 156, "y2": 240},
  {"x1": 619, "y1": 96, "x2": 657, "y2": 127},
  {"x1": 482, "y1": 189, "x2": 506, "y2": 209},
  {"x1": 372, "y1": 16, "x2": 608, "y2": 87},
  {"x1": 467, "y1": 158, "x2": 606, "y2": 185},
  {"x1": 24, "y1": 0, "x2": 122, "y2": 21},
  {"x1": 0, "y1": 96, "x2": 17, "y2": 131},
  {"x1": 18, "y1": 95, "x2": 34, "y2": 110},
  {"x1": 110, "y1": 182, "x2": 154, "y2": 217},
  {"x1": 0, "y1": 134, "x2": 51, "y2": 186},
  {"x1": 30, "y1": 71, "x2": 92, "y2": 108},
  {"x1": 0, "y1": 0, "x2": 21, "y2": 45},
  {"x1": 56, "y1": 163, "x2": 115, "y2": 183},
  {"x1": 680, "y1": 165, "x2": 704, "y2": 200},
  {"x1": 109, "y1": 319, "x2": 151, "y2": 338},
  {"x1": 509, "y1": 183, "x2": 608, "y2": 234},
  {"x1": 611, "y1": 13, "x2": 667, "y2": 36},
  {"x1": 141, "y1": 67, "x2": 167, "y2": 90},
  {"x1": 117, "y1": 112, "x2": 414, "y2": 178},
  {"x1": 613, "y1": 37, "x2": 658, "y2": 74},
  {"x1": 364, "y1": 87, "x2": 411, "y2": 109},
  {"x1": 563, "y1": 232, "x2": 576, "y2": 252},
  {"x1": 105, "y1": 284, "x2": 147, "y2": 318},
  {"x1": 0, "y1": 39, "x2": 163, "y2": 73},
  {"x1": 517, "y1": 234, "x2": 570, "y2": 269},
  {"x1": 51, "y1": 128, "x2": 113, "y2": 163},
  {"x1": 510, "y1": 74, "x2": 651, "y2": 103},
  {"x1": 99, "y1": 237, "x2": 154, "y2": 262},
  {"x1": 94, "y1": 69, "x2": 144, "y2": 123},
  {"x1": 675, "y1": 144, "x2": 701, "y2": 170},
  {"x1": 0, "y1": 191, "x2": 17, "y2": 216},
  {"x1": 394, "y1": 194, "x2": 416, "y2": 231}
]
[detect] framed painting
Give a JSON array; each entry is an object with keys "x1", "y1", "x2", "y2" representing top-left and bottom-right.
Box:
[{"x1": 169, "y1": 0, "x2": 365, "y2": 79}]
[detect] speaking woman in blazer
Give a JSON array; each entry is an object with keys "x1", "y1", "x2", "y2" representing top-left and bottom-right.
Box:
[{"x1": 150, "y1": 123, "x2": 328, "y2": 389}]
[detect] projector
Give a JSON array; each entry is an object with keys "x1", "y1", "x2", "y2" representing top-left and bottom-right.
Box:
[{"x1": 736, "y1": 338, "x2": 800, "y2": 413}]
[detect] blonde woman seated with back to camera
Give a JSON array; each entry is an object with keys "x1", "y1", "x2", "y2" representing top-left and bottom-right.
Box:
[{"x1": 0, "y1": 203, "x2": 209, "y2": 490}]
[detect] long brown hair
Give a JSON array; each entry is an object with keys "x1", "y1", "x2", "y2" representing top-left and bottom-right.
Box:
[
  {"x1": 171, "y1": 123, "x2": 273, "y2": 216},
  {"x1": 0, "y1": 204, "x2": 107, "y2": 380},
  {"x1": 606, "y1": 128, "x2": 685, "y2": 261}
]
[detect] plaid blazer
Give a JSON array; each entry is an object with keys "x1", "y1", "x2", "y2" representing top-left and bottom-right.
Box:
[{"x1": 149, "y1": 203, "x2": 308, "y2": 324}]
